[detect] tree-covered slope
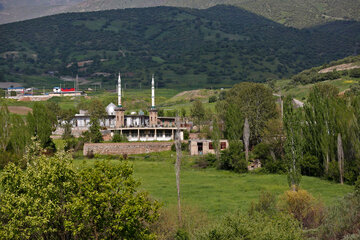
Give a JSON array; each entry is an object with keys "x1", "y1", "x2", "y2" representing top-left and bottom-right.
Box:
[
  {"x1": 71, "y1": 0, "x2": 360, "y2": 28},
  {"x1": 0, "y1": 6, "x2": 359, "y2": 89},
  {"x1": 1, "y1": 0, "x2": 360, "y2": 28}
]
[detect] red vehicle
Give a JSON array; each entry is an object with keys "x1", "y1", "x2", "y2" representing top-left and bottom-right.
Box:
[{"x1": 61, "y1": 88, "x2": 75, "y2": 92}]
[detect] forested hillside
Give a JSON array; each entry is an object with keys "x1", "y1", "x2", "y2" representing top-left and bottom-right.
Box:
[
  {"x1": 72, "y1": 0, "x2": 360, "y2": 28},
  {"x1": 0, "y1": 6, "x2": 359, "y2": 88},
  {"x1": 1, "y1": 0, "x2": 360, "y2": 28}
]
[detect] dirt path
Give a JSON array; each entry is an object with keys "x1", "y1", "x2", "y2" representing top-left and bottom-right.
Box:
[{"x1": 7, "y1": 106, "x2": 32, "y2": 115}]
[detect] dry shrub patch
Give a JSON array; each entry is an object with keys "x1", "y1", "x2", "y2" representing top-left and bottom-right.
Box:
[{"x1": 278, "y1": 189, "x2": 325, "y2": 229}]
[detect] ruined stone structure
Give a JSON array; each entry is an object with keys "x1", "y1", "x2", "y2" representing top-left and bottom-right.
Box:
[
  {"x1": 189, "y1": 139, "x2": 229, "y2": 155},
  {"x1": 83, "y1": 142, "x2": 173, "y2": 156}
]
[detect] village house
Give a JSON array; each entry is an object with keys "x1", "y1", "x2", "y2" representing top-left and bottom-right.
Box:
[{"x1": 189, "y1": 139, "x2": 229, "y2": 155}]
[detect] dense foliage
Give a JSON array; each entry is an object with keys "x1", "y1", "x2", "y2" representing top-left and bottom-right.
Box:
[
  {"x1": 0, "y1": 6, "x2": 359, "y2": 88},
  {"x1": 0, "y1": 148, "x2": 160, "y2": 239}
]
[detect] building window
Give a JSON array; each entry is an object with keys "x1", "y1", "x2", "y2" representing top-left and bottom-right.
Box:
[
  {"x1": 220, "y1": 142, "x2": 226, "y2": 149},
  {"x1": 209, "y1": 142, "x2": 214, "y2": 149}
]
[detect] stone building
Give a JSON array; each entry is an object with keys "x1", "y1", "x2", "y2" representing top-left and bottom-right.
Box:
[{"x1": 189, "y1": 139, "x2": 229, "y2": 155}]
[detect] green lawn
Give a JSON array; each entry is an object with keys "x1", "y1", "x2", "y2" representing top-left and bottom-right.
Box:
[{"x1": 73, "y1": 151, "x2": 353, "y2": 217}]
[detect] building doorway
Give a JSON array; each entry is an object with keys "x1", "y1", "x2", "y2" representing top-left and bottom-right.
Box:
[{"x1": 197, "y1": 142, "x2": 203, "y2": 155}]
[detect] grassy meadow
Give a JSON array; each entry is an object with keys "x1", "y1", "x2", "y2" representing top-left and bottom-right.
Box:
[
  {"x1": 274, "y1": 77, "x2": 359, "y2": 100},
  {"x1": 72, "y1": 151, "x2": 353, "y2": 217}
]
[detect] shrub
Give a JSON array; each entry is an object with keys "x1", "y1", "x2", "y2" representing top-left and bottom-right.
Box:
[
  {"x1": 318, "y1": 193, "x2": 360, "y2": 240},
  {"x1": 193, "y1": 154, "x2": 217, "y2": 169},
  {"x1": 112, "y1": 133, "x2": 128, "y2": 142},
  {"x1": 278, "y1": 190, "x2": 325, "y2": 229},
  {"x1": 218, "y1": 141, "x2": 247, "y2": 173},
  {"x1": 208, "y1": 95, "x2": 217, "y2": 103},
  {"x1": 349, "y1": 68, "x2": 360, "y2": 78},
  {"x1": 249, "y1": 191, "x2": 277, "y2": 215},
  {"x1": 171, "y1": 142, "x2": 189, "y2": 152},
  {"x1": 86, "y1": 149, "x2": 94, "y2": 159},
  {"x1": 183, "y1": 130, "x2": 189, "y2": 140},
  {"x1": 150, "y1": 205, "x2": 209, "y2": 240},
  {"x1": 196, "y1": 211, "x2": 302, "y2": 240},
  {"x1": 301, "y1": 154, "x2": 321, "y2": 177}
]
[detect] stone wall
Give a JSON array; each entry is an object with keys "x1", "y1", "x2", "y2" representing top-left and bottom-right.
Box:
[{"x1": 83, "y1": 141, "x2": 173, "y2": 156}]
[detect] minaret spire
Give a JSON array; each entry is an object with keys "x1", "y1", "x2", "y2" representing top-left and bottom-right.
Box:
[
  {"x1": 118, "y1": 72, "x2": 122, "y2": 107},
  {"x1": 151, "y1": 74, "x2": 155, "y2": 109}
]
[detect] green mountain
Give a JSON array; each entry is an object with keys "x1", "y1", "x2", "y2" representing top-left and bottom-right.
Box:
[
  {"x1": 0, "y1": 6, "x2": 359, "y2": 89},
  {"x1": 1, "y1": 0, "x2": 360, "y2": 28}
]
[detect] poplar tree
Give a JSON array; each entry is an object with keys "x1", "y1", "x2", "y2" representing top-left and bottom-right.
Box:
[
  {"x1": 26, "y1": 103, "x2": 55, "y2": 151},
  {"x1": 190, "y1": 100, "x2": 205, "y2": 132},
  {"x1": 243, "y1": 117, "x2": 250, "y2": 162},
  {"x1": 283, "y1": 96, "x2": 303, "y2": 191},
  {"x1": 0, "y1": 103, "x2": 11, "y2": 151}
]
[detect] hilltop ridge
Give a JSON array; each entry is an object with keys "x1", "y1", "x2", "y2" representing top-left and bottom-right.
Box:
[{"x1": 1, "y1": 0, "x2": 360, "y2": 28}]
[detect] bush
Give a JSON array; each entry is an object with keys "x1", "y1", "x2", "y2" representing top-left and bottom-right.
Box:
[
  {"x1": 301, "y1": 154, "x2": 321, "y2": 177},
  {"x1": 150, "y1": 205, "x2": 209, "y2": 240},
  {"x1": 278, "y1": 190, "x2": 325, "y2": 229},
  {"x1": 218, "y1": 141, "x2": 247, "y2": 173},
  {"x1": 183, "y1": 130, "x2": 189, "y2": 140},
  {"x1": 86, "y1": 149, "x2": 94, "y2": 159},
  {"x1": 196, "y1": 211, "x2": 303, "y2": 240},
  {"x1": 318, "y1": 193, "x2": 360, "y2": 240},
  {"x1": 112, "y1": 133, "x2": 128, "y2": 142},
  {"x1": 349, "y1": 68, "x2": 360, "y2": 78},
  {"x1": 0, "y1": 151, "x2": 20, "y2": 169},
  {"x1": 249, "y1": 191, "x2": 277, "y2": 215},
  {"x1": 0, "y1": 153, "x2": 160, "y2": 239},
  {"x1": 355, "y1": 176, "x2": 360, "y2": 197},
  {"x1": 193, "y1": 154, "x2": 217, "y2": 169},
  {"x1": 171, "y1": 142, "x2": 189, "y2": 152},
  {"x1": 208, "y1": 95, "x2": 217, "y2": 103},
  {"x1": 64, "y1": 137, "x2": 84, "y2": 152}
]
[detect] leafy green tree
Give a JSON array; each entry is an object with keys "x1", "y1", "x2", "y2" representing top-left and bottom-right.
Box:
[
  {"x1": 283, "y1": 96, "x2": 303, "y2": 191},
  {"x1": 0, "y1": 151, "x2": 77, "y2": 239},
  {"x1": 304, "y1": 84, "x2": 339, "y2": 176},
  {"x1": 211, "y1": 116, "x2": 221, "y2": 162},
  {"x1": 0, "y1": 89, "x2": 5, "y2": 98},
  {"x1": 0, "y1": 103, "x2": 11, "y2": 151},
  {"x1": 66, "y1": 161, "x2": 160, "y2": 239},
  {"x1": 9, "y1": 114, "x2": 30, "y2": 157},
  {"x1": 88, "y1": 99, "x2": 107, "y2": 125},
  {"x1": 26, "y1": 103, "x2": 56, "y2": 151},
  {"x1": 62, "y1": 123, "x2": 73, "y2": 140},
  {"x1": 224, "y1": 82, "x2": 277, "y2": 145},
  {"x1": 190, "y1": 100, "x2": 205, "y2": 132},
  {"x1": 89, "y1": 117, "x2": 103, "y2": 143},
  {"x1": 0, "y1": 146, "x2": 160, "y2": 239}
]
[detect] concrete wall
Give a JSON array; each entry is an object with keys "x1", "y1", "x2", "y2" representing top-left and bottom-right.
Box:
[{"x1": 83, "y1": 141, "x2": 173, "y2": 156}]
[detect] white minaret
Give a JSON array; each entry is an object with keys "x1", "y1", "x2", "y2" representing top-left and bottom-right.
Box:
[
  {"x1": 151, "y1": 74, "x2": 155, "y2": 108},
  {"x1": 118, "y1": 72, "x2": 122, "y2": 107}
]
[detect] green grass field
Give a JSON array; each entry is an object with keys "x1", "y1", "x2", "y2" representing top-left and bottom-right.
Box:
[
  {"x1": 275, "y1": 77, "x2": 359, "y2": 100},
  {"x1": 72, "y1": 151, "x2": 353, "y2": 217}
]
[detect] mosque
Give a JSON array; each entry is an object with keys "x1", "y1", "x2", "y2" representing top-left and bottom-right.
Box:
[{"x1": 71, "y1": 73, "x2": 186, "y2": 141}]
